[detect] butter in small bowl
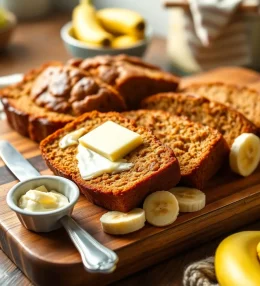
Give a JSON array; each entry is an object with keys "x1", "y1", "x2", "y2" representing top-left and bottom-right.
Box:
[
  {"x1": 6, "y1": 176, "x2": 79, "y2": 232},
  {"x1": 18, "y1": 185, "x2": 69, "y2": 213}
]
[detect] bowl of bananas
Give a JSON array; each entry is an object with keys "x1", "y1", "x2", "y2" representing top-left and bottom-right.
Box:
[{"x1": 60, "y1": 0, "x2": 152, "y2": 58}]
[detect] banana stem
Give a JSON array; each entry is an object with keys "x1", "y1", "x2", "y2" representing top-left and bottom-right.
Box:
[{"x1": 80, "y1": 0, "x2": 92, "y2": 5}]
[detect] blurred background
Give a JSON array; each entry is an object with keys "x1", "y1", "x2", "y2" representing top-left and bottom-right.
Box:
[
  {"x1": 54, "y1": 0, "x2": 169, "y2": 36},
  {"x1": 0, "y1": 0, "x2": 259, "y2": 76}
]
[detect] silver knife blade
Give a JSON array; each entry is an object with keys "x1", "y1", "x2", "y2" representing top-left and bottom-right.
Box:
[{"x1": 0, "y1": 140, "x2": 40, "y2": 182}]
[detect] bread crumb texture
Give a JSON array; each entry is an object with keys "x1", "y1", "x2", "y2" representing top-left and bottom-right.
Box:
[
  {"x1": 40, "y1": 111, "x2": 178, "y2": 196},
  {"x1": 124, "y1": 110, "x2": 222, "y2": 174},
  {"x1": 141, "y1": 92, "x2": 257, "y2": 147}
]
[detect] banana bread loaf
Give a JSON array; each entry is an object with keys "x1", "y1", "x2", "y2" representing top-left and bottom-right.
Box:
[
  {"x1": 141, "y1": 93, "x2": 258, "y2": 147},
  {"x1": 1, "y1": 55, "x2": 179, "y2": 141},
  {"x1": 68, "y1": 54, "x2": 180, "y2": 109},
  {"x1": 182, "y1": 82, "x2": 260, "y2": 130},
  {"x1": 123, "y1": 110, "x2": 229, "y2": 188},
  {"x1": 40, "y1": 111, "x2": 181, "y2": 212},
  {"x1": 0, "y1": 63, "x2": 126, "y2": 142}
]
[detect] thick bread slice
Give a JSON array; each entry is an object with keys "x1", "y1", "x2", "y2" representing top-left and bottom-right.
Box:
[
  {"x1": 141, "y1": 93, "x2": 258, "y2": 147},
  {"x1": 182, "y1": 82, "x2": 260, "y2": 130},
  {"x1": 123, "y1": 110, "x2": 229, "y2": 189},
  {"x1": 40, "y1": 111, "x2": 181, "y2": 212}
]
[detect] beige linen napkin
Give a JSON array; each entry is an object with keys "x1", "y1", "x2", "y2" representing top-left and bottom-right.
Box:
[{"x1": 184, "y1": 0, "x2": 251, "y2": 70}]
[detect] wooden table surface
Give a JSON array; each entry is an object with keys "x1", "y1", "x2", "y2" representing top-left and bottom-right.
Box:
[{"x1": 1, "y1": 12, "x2": 260, "y2": 286}]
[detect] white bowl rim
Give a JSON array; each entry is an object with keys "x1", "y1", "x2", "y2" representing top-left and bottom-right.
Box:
[
  {"x1": 6, "y1": 175, "x2": 80, "y2": 217},
  {"x1": 60, "y1": 21, "x2": 153, "y2": 51}
]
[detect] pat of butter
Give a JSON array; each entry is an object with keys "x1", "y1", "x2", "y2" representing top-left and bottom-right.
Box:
[
  {"x1": 79, "y1": 121, "x2": 142, "y2": 162},
  {"x1": 59, "y1": 128, "x2": 86, "y2": 149},
  {"x1": 18, "y1": 185, "x2": 69, "y2": 212},
  {"x1": 76, "y1": 144, "x2": 133, "y2": 180}
]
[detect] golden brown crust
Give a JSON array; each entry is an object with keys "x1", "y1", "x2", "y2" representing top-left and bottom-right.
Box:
[
  {"x1": 2, "y1": 98, "x2": 73, "y2": 141},
  {"x1": 0, "y1": 62, "x2": 127, "y2": 142},
  {"x1": 0, "y1": 62, "x2": 73, "y2": 141},
  {"x1": 74, "y1": 54, "x2": 180, "y2": 109},
  {"x1": 67, "y1": 54, "x2": 161, "y2": 71},
  {"x1": 29, "y1": 65, "x2": 126, "y2": 115},
  {"x1": 141, "y1": 93, "x2": 258, "y2": 147},
  {"x1": 123, "y1": 110, "x2": 229, "y2": 188},
  {"x1": 181, "y1": 82, "x2": 260, "y2": 130},
  {"x1": 40, "y1": 111, "x2": 181, "y2": 211},
  {"x1": 0, "y1": 55, "x2": 179, "y2": 142}
]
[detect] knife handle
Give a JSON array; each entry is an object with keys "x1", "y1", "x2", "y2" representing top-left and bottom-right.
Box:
[{"x1": 60, "y1": 216, "x2": 118, "y2": 273}]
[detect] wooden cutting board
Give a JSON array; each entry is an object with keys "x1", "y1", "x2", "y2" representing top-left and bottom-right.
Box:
[{"x1": 1, "y1": 68, "x2": 260, "y2": 286}]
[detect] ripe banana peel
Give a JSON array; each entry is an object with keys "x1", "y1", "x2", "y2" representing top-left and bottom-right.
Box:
[
  {"x1": 215, "y1": 231, "x2": 260, "y2": 286},
  {"x1": 72, "y1": 0, "x2": 113, "y2": 46},
  {"x1": 112, "y1": 35, "x2": 140, "y2": 48},
  {"x1": 97, "y1": 8, "x2": 145, "y2": 38}
]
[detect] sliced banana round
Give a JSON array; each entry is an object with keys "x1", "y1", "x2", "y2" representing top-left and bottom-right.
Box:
[
  {"x1": 168, "y1": 187, "x2": 206, "y2": 212},
  {"x1": 100, "y1": 208, "x2": 145, "y2": 235},
  {"x1": 143, "y1": 191, "x2": 179, "y2": 227},
  {"x1": 229, "y1": 133, "x2": 260, "y2": 177}
]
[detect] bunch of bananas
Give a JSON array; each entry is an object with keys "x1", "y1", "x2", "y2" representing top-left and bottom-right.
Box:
[
  {"x1": 216, "y1": 231, "x2": 260, "y2": 285},
  {"x1": 72, "y1": 0, "x2": 146, "y2": 48}
]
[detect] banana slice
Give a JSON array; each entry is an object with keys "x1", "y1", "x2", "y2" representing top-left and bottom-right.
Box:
[
  {"x1": 229, "y1": 133, "x2": 260, "y2": 177},
  {"x1": 168, "y1": 187, "x2": 206, "y2": 212},
  {"x1": 100, "y1": 208, "x2": 145, "y2": 235},
  {"x1": 143, "y1": 191, "x2": 179, "y2": 227}
]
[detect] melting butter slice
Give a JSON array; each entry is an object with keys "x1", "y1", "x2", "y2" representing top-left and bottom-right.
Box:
[
  {"x1": 76, "y1": 144, "x2": 133, "y2": 180},
  {"x1": 59, "y1": 128, "x2": 86, "y2": 149},
  {"x1": 18, "y1": 185, "x2": 69, "y2": 212},
  {"x1": 79, "y1": 121, "x2": 143, "y2": 162}
]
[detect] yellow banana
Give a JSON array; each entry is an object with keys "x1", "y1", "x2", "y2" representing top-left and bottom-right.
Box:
[
  {"x1": 112, "y1": 35, "x2": 141, "y2": 48},
  {"x1": 97, "y1": 8, "x2": 145, "y2": 38},
  {"x1": 215, "y1": 231, "x2": 260, "y2": 286},
  {"x1": 72, "y1": 0, "x2": 113, "y2": 47}
]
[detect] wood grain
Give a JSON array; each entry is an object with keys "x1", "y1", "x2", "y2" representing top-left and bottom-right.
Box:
[
  {"x1": 0, "y1": 249, "x2": 32, "y2": 286},
  {"x1": 1, "y1": 117, "x2": 260, "y2": 285}
]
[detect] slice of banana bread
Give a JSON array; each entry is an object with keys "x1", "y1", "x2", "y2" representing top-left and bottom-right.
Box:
[
  {"x1": 123, "y1": 110, "x2": 229, "y2": 188},
  {"x1": 0, "y1": 63, "x2": 126, "y2": 142},
  {"x1": 141, "y1": 93, "x2": 258, "y2": 147},
  {"x1": 40, "y1": 111, "x2": 181, "y2": 212},
  {"x1": 68, "y1": 54, "x2": 180, "y2": 109},
  {"x1": 182, "y1": 82, "x2": 260, "y2": 130}
]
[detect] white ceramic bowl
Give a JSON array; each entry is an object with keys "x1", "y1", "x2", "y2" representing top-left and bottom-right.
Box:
[
  {"x1": 6, "y1": 175, "x2": 80, "y2": 232},
  {"x1": 60, "y1": 21, "x2": 152, "y2": 58}
]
